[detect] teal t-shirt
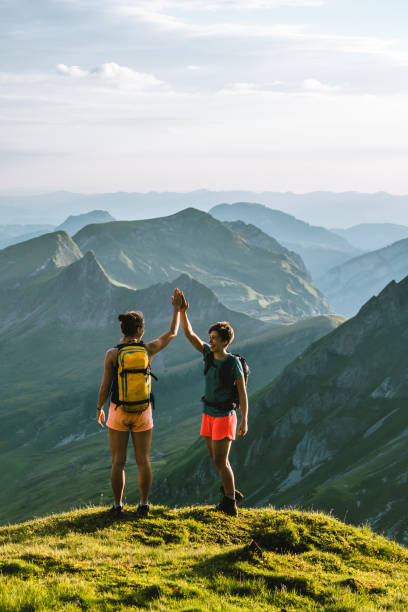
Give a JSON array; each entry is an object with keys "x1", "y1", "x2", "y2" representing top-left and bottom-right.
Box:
[{"x1": 202, "y1": 343, "x2": 244, "y2": 417}]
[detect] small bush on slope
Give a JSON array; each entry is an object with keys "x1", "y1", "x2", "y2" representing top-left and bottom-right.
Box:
[{"x1": 0, "y1": 506, "x2": 407, "y2": 611}]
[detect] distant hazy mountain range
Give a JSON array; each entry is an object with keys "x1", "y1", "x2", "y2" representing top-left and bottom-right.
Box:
[
  {"x1": 210, "y1": 202, "x2": 360, "y2": 278},
  {"x1": 1, "y1": 190, "x2": 408, "y2": 226},
  {"x1": 0, "y1": 210, "x2": 114, "y2": 248},
  {"x1": 73, "y1": 208, "x2": 331, "y2": 322},
  {"x1": 55, "y1": 210, "x2": 115, "y2": 235},
  {"x1": 157, "y1": 275, "x2": 408, "y2": 544},
  {"x1": 318, "y1": 237, "x2": 408, "y2": 316},
  {"x1": 331, "y1": 223, "x2": 408, "y2": 251},
  {"x1": 0, "y1": 223, "x2": 54, "y2": 249}
]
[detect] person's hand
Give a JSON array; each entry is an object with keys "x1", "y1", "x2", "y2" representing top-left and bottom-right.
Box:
[
  {"x1": 237, "y1": 418, "x2": 248, "y2": 437},
  {"x1": 172, "y1": 287, "x2": 183, "y2": 310},
  {"x1": 179, "y1": 291, "x2": 189, "y2": 312},
  {"x1": 97, "y1": 408, "x2": 105, "y2": 428}
]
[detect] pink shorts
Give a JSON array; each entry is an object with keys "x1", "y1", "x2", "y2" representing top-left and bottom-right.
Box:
[
  {"x1": 107, "y1": 402, "x2": 153, "y2": 433},
  {"x1": 200, "y1": 412, "x2": 237, "y2": 441}
]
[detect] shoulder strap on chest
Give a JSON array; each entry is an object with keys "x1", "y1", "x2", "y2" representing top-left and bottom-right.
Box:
[
  {"x1": 116, "y1": 341, "x2": 145, "y2": 350},
  {"x1": 203, "y1": 350, "x2": 214, "y2": 376}
]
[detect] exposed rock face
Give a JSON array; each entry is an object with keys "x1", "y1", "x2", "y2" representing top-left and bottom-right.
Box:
[
  {"x1": 157, "y1": 276, "x2": 408, "y2": 543},
  {"x1": 318, "y1": 238, "x2": 408, "y2": 316}
]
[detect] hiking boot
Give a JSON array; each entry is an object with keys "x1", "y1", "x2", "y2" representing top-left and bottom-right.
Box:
[
  {"x1": 220, "y1": 486, "x2": 244, "y2": 503},
  {"x1": 108, "y1": 505, "x2": 123, "y2": 517},
  {"x1": 135, "y1": 504, "x2": 149, "y2": 518},
  {"x1": 215, "y1": 496, "x2": 238, "y2": 517}
]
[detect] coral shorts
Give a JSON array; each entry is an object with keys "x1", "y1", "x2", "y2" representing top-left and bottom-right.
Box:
[
  {"x1": 107, "y1": 402, "x2": 153, "y2": 433},
  {"x1": 200, "y1": 412, "x2": 237, "y2": 441}
]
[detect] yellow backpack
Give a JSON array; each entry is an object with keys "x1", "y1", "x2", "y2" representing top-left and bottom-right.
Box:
[{"x1": 111, "y1": 342, "x2": 156, "y2": 412}]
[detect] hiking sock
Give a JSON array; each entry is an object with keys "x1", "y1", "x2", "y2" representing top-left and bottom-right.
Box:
[
  {"x1": 139, "y1": 502, "x2": 149, "y2": 507},
  {"x1": 114, "y1": 503, "x2": 122, "y2": 509},
  {"x1": 226, "y1": 494, "x2": 235, "y2": 501}
]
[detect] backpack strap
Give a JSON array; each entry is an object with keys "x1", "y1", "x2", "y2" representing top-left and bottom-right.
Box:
[
  {"x1": 116, "y1": 341, "x2": 145, "y2": 349},
  {"x1": 203, "y1": 350, "x2": 214, "y2": 376}
]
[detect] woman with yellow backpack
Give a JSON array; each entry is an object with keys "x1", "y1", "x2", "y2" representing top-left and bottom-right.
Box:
[{"x1": 96, "y1": 288, "x2": 182, "y2": 517}]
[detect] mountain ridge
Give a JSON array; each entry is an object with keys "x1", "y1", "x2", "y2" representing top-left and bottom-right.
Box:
[
  {"x1": 209, "y1": 202, "x2": 360, "y2": 278},
  {"x1": 73, "y1": 207, "x2": 331, "y2": 323}
]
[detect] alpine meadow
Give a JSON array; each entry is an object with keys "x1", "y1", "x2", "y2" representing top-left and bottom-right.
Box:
[{"x1": 2, "y1": 0, "x2": 408, "y2": 609}]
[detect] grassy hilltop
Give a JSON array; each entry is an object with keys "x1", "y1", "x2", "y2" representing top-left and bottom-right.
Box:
[{"x1": 1, "y1": 506, "x2": 407, "y2": 611}]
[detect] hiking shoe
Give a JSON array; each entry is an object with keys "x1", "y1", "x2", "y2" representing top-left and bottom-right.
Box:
[
  {"x1": 135, "y1": 504, "x2": 149, "y2": 518},
  {"x1": 215, "y1": 496, "x2": 238, "y2": 517},
  {"x1": 220, "y1": 486, "x2": 244, "y2": 503},
  {"x1": 108, "y1": 505, "x2": 123, "y2": 517}
]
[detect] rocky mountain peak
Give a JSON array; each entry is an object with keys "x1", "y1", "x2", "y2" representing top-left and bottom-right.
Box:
[
  {"x1": 0, "y1": 230, "x2": 82, "y2": 287},
  {"x1": 54, "y1": 250, "x2": 112, "y2": 292}
]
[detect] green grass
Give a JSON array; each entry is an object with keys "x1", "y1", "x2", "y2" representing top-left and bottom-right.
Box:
[{"x1": 1, "y1": 506, "x2": 407, "y2": 611}]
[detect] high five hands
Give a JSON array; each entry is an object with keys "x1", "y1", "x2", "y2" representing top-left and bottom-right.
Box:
[
  {"x1": 172, "y1": 287, "x2": 183, "y2": 309},
  {"x1": 172, "y1": 288, "x2": 189, "y2": 311}
]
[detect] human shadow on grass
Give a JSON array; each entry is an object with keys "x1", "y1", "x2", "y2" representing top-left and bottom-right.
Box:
[{"x1": 189, "y1": 544, "x2": 317, "y2": 598}]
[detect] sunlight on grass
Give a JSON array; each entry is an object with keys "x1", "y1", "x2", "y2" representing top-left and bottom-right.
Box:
[{"x1": 0, "y1": 505, "x2": 407, "y2": 610}]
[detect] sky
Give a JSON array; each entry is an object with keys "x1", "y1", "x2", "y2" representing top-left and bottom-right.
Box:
[{"x1": 1, "y1": 0, "x2": 408, "y2": 194}]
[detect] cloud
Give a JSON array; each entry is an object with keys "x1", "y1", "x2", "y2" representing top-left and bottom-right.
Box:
[
  {"x1": 92, "y1": 62, "x2": 165, "y2": 89},
  {"x1": 57, "y1": 64, "x2": 89, "y2": 78},
  {"x1": 303, "y1": 78, "x2": 342, "y2": 93},
  {"x1": 56, "y1": 62, "x2": 166, "y2": 90}
]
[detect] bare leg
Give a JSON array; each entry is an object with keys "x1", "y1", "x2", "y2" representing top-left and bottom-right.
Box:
[
  {"x1": 108, "y1": 428, "x2": 130, "y2": 505},
  {"x1": 204, "y1": 436, "x2": 213, "y2": 459},
  {"x1": 131, "y1": 428, "x2": 153, "y2": 505},
  {"x1": 212, "y1": 438, "x2": 235, "y2": 497}
]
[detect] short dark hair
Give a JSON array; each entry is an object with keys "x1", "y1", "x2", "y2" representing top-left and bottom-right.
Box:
[
  {"x1": 118, "y1": 311, "x2": 144, "y2": 336},
  {"x1": 208, "y1": 321, "x2": 234, "y2": 346}
]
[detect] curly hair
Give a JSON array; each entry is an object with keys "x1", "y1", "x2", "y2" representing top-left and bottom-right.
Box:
[{"x1": 208, "y1": 321, "x2": 234, "y2": 346}]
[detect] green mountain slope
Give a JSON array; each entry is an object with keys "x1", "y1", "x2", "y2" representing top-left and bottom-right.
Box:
[
  {"x1": 222, "y1": 219, "x2": 308, "y2": 276},
  {"x1": 157, "y1": 276, "x2": 408, "y2": 544},
  {"x1": 319, "y1": 236, "x2": 408, "y2": 316},
  {"x1": 0, "y1": 230, "x2": 82, "y2": 288},
  {"x1": 210, "y1": 202, "x2": 360, "y2": 278},
  {"x1": 1, "y1": 506, "x2": 407, "y2": 611},
  {"x1": 73, "y1": 207, "x2": 331, "y2": 323}
]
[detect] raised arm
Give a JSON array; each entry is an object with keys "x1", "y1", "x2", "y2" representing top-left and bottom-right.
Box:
[
  {"x1": 179, "y1": 292, "x2": 205, "y2": 353},
  {"x1": 145, "y1": 289, "x2": 181, "y2": 358}
]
